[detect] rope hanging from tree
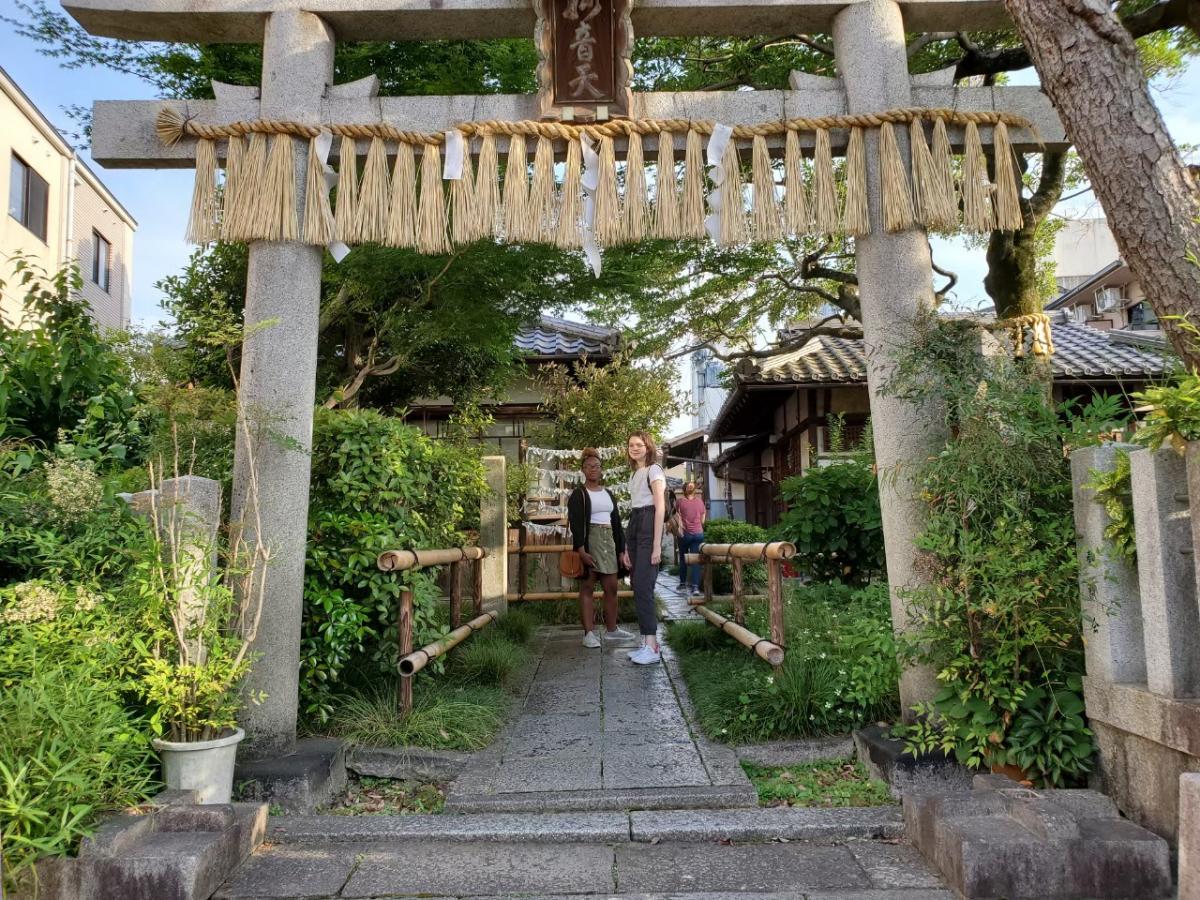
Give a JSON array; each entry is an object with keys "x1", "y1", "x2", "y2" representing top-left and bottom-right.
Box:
[
  {"x1": 159, "y1": 106, "x2": 1034, "y2": 255},
  {"x1": 998, "y1": 312, "x2": 1055, "y2": 358}
]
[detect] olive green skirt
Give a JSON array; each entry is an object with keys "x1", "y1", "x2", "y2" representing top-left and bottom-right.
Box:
[{"x1": 588, "y1": 527, "x2": 618, "y2": 575}]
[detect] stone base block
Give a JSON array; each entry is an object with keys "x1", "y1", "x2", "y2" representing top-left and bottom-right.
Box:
[
  {"x1": 1084, "y1": 678, "x2": 1200, "y2": 842},
  {"x1": 854, "y1": 725, "x2": 973, "y2": 799},
  {"x1": 347, "y1": 745, "x2": 471, "y2": 781},
  {"x1": 11, "y1": 791, "x2": 267, "y2": 900},
  {"x1": 234, "y1": 737, "x2": 347, "y2": 812},
  {"x1": 1182, "y1": 773, "x2": 1200, "y2": 900},
  {"x1": 904, "y1": 774, "x2": 1171, "y2": 899}
]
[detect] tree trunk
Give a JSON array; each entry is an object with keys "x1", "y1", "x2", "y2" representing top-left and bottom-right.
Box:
[{"x1": 1001, "y1": 0, "x2": 1200, "y2": 369}]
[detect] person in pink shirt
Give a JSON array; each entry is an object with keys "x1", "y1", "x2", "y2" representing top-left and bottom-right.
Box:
[{"x1": 675, "y1": 482, "x2": 707, "y2": 596}]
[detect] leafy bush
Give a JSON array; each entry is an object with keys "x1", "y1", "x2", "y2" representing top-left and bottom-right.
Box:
[
  {"x1": 451, "y1": 632, "x2": 529, "y2": 685},
  {"x1": 884, "y1": 318, "x2": 1114, "y2": 786},
  {"x1": 303, "y1": 409, "x2": 489, "y2": 722},
  {"x1": 703, "y1": 519, "x2": 769, "y2": 593},
  {"x1": 0, "y1": 580, "x2": 158, "y2": 889},
  {"x1": 775, "y1": 460, "x2": 883, "y2": 584},
  {"x1": 0, "y1": 258, "x2": 138, "y2": 461},
  {"x1": 1085, "y1": 448, "x2": 1136, "y2": 563},
  {"x1": 670, "y1": 581, "x2": 898, "y2": 742}
]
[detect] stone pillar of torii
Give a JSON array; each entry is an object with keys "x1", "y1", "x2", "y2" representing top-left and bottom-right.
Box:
[{"x1": 65, "y1": 0, "x2": 1067, "y2": 759}]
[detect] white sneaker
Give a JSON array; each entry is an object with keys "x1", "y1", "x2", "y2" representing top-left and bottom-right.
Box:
[
  {"x1": 581, "y1": 630, "x2": 601, "y2": 649},
  {"x1": 629, "y1": 645, "x2": 662, "y2": 665},
  {"x1": 604, "y1": 626, "x2": 635, "y2": 641},
  {"x1": 626, "y1": 645, "x2": 644, "y2": 658}
]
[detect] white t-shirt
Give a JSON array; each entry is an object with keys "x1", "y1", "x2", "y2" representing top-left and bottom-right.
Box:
[
  {"x1": 628, "y1": 464, "x2": 665, "y2": 508},
  {"x1": 588, "y1": 487, "x2": 614, "y2": 525}
]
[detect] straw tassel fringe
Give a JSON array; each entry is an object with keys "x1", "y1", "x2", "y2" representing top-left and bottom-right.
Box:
[
  {"x1": 750, "y1": 135, "x2": 781, "y2": 244},
  {"x1": 812, "y1": 129, "x2": 840, "y2": 235},
  {"x1": 680, "y1": 130, "x2": 706, "y2": 239},
  {"x1": 910, "y1": 118, "x2": 955, "y2": 231},
  {"x1": 416, "y1": 144, "x2": 450, "y2": 254},
  {"x1": 451, "y1": 136, "x2": 478, "y2": 245},
  {"x1": 502, "y1": 134, "x2": 529, "y2": 242},
  {"x1": 653, "y1": 131, "x2": 680, "y2": 240},
  {"x1": 185, "y1": 139, "x2": 220, "y2": 244},
  {"x1": 717, "y1": 142, "x2": 746, "y2": 246},
  {"x1": 594, "y1": 136, "x2": 621, "y2": 246},
  {"x1": 623, "y1": 131, "x2": 648, "y2": 243},
  {"x1": 991, "y1": 122, "x2": 1023, "y2": 231},
  {"x1": 783, "y1": 130, "x2": 810, "y2": 235},
  {"x1": 355, "y1": 136, "x2": 391, "y2": 245},
  {"x1": 302, "y1": 136, "x2": 335, "y2": 246},
  {"x1": 878, "y1": 122, "x2": 914, "y2": 233},
  {"x1": 386, "y1": 142, "x2": 417, "y2": 248},
  {"x1": 555, "y1": 138, "x2": 583, "y2": 250},
  {"x1": 473, "y1": 134, "x2": 500, "y2": 241},
  {"x1": 842, "y1": 128, "x2": 870, "y2": 237},
  {"x1": 961, "y1": 121, "x2": 995, "y2": 233},
  {"x1": 334, "y1": 136, "x2": 359, "y2": 244}
]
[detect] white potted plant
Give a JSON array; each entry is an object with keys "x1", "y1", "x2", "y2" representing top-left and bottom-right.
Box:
[{"x1": 134, "y1": 443, "x2": 269, "y2": 804}]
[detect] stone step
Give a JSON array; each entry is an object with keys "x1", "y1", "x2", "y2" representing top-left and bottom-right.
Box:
[
  {"x1": 267, "y1": 805, "x2": 902, "y2": 845},
  {"x1": 215, "y1": 836, "x2": 950, "y2": 899},
  {"x1": 444, "y1": 782, "x2": 758, "y2": 813}
]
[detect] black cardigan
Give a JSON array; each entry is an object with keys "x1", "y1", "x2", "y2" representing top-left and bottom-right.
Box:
[{"x1": 566, "y1": 485, "x2": 626, "y2": 561}]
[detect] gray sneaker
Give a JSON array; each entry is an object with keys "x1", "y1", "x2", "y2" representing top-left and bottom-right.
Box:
[
  {"x1": 630, "y1": 645, "x2": 662, "y2": 665},
  {"x1": 604, "y1": 626, "x2": 635, "y2": 641},
  {"x1": 581, "y1": 630, "x2": 601, "y2": 649}
]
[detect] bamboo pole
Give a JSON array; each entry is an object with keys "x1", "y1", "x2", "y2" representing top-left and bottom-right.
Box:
[
  {"x1": 517, "y1": 523, "x2": 528, "y2": 603},
  {"x1": 507, "y1": 591, "x2": 634, "y2": 601},
  {"x1": 697, "y1": 541, "x2": 796, "y2": 560},
  {"x1": 732, "y1": 557, "x2": 745, "y2": 625},
  {"x1": 449, "y1": 559, "x2": 463, "y2": 629},
  {"x1": 767, "y1": 557, "x2": 784, "y2": 657},
  {"x1": 510, "y1": 544, "x2": 573, "y2": 554},
  {"x1": 378, "y1": 546, "x2": 486, "y2": 572},
  {"x1": 688, "y1": 593, "x2": 767, "y2": 605},
  {"x1": 398, "y1": 588, "x2": 413, "y2": 715},
  {"x1": 399, "y1": 610, "x2": 498, "y2": 676},
  {"x1": 473, "y1": 556, "x2": 484, "y2": 616},
  {"x1": 694, "y1": 603, "x2": 784, "y2": 666}
]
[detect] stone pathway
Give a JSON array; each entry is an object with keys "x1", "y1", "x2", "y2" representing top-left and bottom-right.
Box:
[
  {"x1": 657, "y1": 570, "x2": 702, "y2": 621},
  {"x1": 444, "y1": 623, "x2": 754, "y2": 812}
]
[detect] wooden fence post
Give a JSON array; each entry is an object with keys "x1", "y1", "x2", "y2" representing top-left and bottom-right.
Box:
[
  {"x1": 399, "y1": 587, "x2": 414, "y2": 716},
  {"x1": 767, "y1": 558, "x2": 784, "y2": 664},
  {"x1": 702, "y1": 554, "x2": 713, "y2": 605},
  {"x1": 732, "y1": 557, "x2": 745, "y2": 625},
  {"x1": 449, "y1": 560, "x2": 463, "y2": 629},
  {"x1": 473, "y1": 557, "x2": 484, "y2": 617}
]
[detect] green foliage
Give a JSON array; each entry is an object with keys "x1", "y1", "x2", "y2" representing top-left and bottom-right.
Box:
[
  {"x1": 741, "y1": 759, "x2": 894, "y2": 809},
  {"x1": 327, "y1": 682, "x2": 505, "y2": 751},
  {"x1": 451, "y1": 632, "x2": 530, "y2": 685},
  {"x1": 703, "y1": 519, "x2": 769, "y2": 593},
  {"x1": 493, "y1": 608, "x2": 537, "y2": 645},
  {"x1": 0, "y1": 257, "x2": 138, "y2": 461},
  {"x1": 1132, "y1": 374, "x2": 1200, "y2": 453},
  {"x1": 884, "y1": 319, "x2": 1103, "y2": 786},
  {"x1": 0, "y1": 578, "x2": 159, "y2": 889},
  {"x1": 776, "y1": 461, "x2": 883, "y2": 585},
  {"x1": 303, "y1": 409, "x2": 489, "y2": 722},
  {"x1": 537, "y1": 352, "x2": 685, "y2": 449},
  {"x1": 670, "y1": 582, "x2": 898, "y2": 742},
  {"x1": 1085, "y1": 449, "x2": 1137, "y2": 564}
]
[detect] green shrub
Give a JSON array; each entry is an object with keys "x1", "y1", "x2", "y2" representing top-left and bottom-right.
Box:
[
  {"x1": 1085, "y1": 448, "x2": 1136, "y2": 563},
  {"x1": 494, "y1": 608, "x2": 537, "y2": 645},
  {"x1": 703, "y1": 519, "x2": 769, "y2": 593},
  {"x1": 884, "y1": 318, "x2": 1112, "y2": 787},
  {"x1": 775, "y1": 460, "x2": 883, "y2": 584},
  {"x1": 327, "y1": 682, "x2": 505, "y2": 750},
  {"x1": 303, "y1": 409, "x2": 488, "y2": 723},
  {"x1": 671, "y1": 582, "x2": 898, "y2": 742}
]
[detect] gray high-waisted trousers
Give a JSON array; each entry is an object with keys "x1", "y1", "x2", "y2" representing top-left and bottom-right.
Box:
[{"x1": 626, "y1": 505, "x2": 659, "y2": 636}]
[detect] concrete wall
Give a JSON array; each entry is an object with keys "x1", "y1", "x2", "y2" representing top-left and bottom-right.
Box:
[
  {"x1": 1054, "y1": 218, "x2": 1119, "y2": 291},
  {"x1": 72, "y1": 169, "x2": 133, "y2": 330},
  {"x1": 1073, "y1": 443, "x2": 1200, "y2": 846}
]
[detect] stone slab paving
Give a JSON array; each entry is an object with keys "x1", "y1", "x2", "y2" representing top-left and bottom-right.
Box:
[
  {"x1": 657, "y1": 570, "x2": 701, "y2": 621},
  {"x1": 445, "y1": 624, "x2": 756, "y2": 812},
  {"x1": 217, "y1": 838, "x2": 949, "y2": 899}
]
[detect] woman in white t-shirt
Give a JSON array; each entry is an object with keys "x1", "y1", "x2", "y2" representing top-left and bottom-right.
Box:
[{"x1": 619, "y1": 431, "x2": 666, "y2": 665}]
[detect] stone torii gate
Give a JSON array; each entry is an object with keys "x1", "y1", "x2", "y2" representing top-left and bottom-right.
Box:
[{"x1": 65, "y1": 0, "x2": 1066, "y2": 762}]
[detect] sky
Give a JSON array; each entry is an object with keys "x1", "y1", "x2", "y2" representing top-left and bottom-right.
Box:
[{"x1": 2, "y1": 1, "x2": 1199, "y2": 376}]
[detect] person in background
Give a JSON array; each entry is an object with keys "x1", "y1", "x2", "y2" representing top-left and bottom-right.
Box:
[
  {"x1": 620, "y1": 431, "x2": 666, "y2": 665},
  {"x1": 675, "y1": 481, "x2": 707, "y2": 597},
  {"x1": 567, "y1": 449, "x2": 633, "y2": 648}
]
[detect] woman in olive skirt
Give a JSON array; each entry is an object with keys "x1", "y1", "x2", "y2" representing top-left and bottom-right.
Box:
[{"x1": 567, "y1": 449, "x2": 634, "y2": 648}]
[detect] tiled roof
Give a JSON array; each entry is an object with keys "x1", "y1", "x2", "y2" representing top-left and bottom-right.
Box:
[
  {"x1": 742, "y1": 321, "x2": 1170, "y2": 385},
  {"x1": 515, "y1": 315, "x2": 618, "y2": 358}
]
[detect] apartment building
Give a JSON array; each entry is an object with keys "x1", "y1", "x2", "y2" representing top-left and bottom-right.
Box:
[{"x1": 1, "y1": 65, "x2": 135, "y2": 329}]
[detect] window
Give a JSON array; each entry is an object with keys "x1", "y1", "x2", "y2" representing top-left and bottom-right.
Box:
[
  {"x1": 92, "y1": 231, "x2": 111, "y2": 292},
  {"x1": 1129, "y1": 301, "x2": 1159, "y2": 330},
  {"x1": 8, "y1": 153, "x2": 49, "y2": 242}
]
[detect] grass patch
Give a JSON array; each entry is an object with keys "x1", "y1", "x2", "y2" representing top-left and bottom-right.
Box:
[
  {"x1": 328, "y1": 682, "x2": 505, "y2": 751},
  {"x1": 669, "y1": 582, "x2": 899, "y2": 743},
  {"x1": 451, "y1": 632, "x2": 529, "y2": 684},
  {"x1": 327, "y1": 775, "x2": 445, "y2": 815},
  {"x1": 494, "y1": 608, "x2": 537, "y2": 644},
  {"x1": 741, "y1": 759, "x2": 894, "y2": 808}
]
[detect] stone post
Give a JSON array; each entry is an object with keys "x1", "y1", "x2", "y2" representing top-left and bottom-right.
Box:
[
  {"x1": 232, "y1": 9, "x2": 335, "y2": 758},
  {"x1": 1069, "y1": 443, "x2": 1146, "y2": 685},
  {"x1": 1130, "y1": 447, "x2": 1200, "y2": 698},
  {"x1": 831, "y1": 0, "x2": 945, "y2": 714},
  {"x1": 480, "y1": 456, "x2": 509, "y2": 615},
  {"x1": 1181, "y1": 773, "x2": 1200, "y2": 900}
]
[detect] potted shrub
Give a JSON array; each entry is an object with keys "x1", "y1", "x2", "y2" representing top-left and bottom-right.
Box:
[{"x1": 134, "y1": 456, "x2": 268, "y2": 803}]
